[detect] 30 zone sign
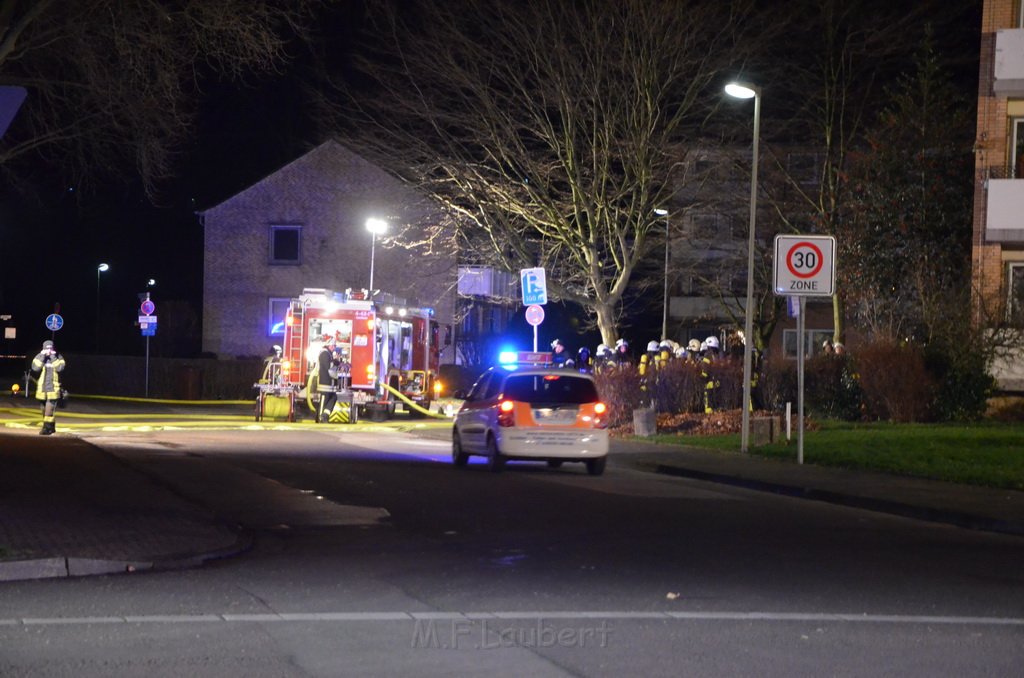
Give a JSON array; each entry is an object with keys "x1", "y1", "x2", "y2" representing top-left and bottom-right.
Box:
[{"x1": 773, "y1": 235, "x2": 836, "y2": 297}]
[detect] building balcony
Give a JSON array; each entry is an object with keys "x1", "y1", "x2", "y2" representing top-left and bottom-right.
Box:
[
  {"x1": 457, "y1": 266, "x2": 516, "y2": 300},
  {"x1": 986, "y1": 179, "x2": 1024, "y2": 243},
  {"x1": 994, "y1": 29, "x2": 1024, "y2": 96}
]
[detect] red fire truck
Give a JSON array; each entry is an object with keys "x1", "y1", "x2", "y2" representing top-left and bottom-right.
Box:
[{"x1": 273, "y1": 288, "x2": 445, "y2": 421}]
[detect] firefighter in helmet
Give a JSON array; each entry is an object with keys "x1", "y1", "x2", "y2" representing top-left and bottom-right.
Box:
[
  {"x1": 317, "y1": 336, "x2": 338, "y2": 423},
  {"x1": 550, "y1": 339, "x2": 569, "y2": 367},
  {"x1": 701, "y1": 335, "x2": 721, "y2": 414},
  {"x1": 260, "y1": 345, "x2": 283, "y2": 386},
  {"x1": 614, "y1": 338, "x2": 632, "y2": 366},
  {"x1": 31, "y1": 339, "x2": 65, "y2": 435}
]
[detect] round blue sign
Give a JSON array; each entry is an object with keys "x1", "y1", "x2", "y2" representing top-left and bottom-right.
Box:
[
  {"x1": 140, "y1": 299, "x2": 156, "y2": 315},
  {"x1": 45, "y1": 313, "x2": 64, "y2": 331}
]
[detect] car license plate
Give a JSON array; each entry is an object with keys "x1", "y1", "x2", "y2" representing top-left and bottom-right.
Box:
[{"x1": 532, "y1": 407, "x2": 577, "y2": 425}]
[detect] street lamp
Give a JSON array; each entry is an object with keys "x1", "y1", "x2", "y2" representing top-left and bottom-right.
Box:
[
  {"x1": 654, "y1": 208, "x2": 670, "y2": 341},
  {"x1": 365, "y1": 218, "x2": 388, "y2": 296},
  {"x1": 96, "y1": 263, "x2": 109, "y2": 352},
  {"x1": 725, "y1": 80, "x2": 761, "y2": 454}
]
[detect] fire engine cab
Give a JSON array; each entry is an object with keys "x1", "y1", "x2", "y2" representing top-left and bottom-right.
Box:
[{"x1": 274, "y1": 288, "x2": 444, "y2": 421}]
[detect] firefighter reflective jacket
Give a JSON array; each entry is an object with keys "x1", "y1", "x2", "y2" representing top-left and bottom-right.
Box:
[{"x1": 31, "y1": 351, "x2": 65, "y2": 400}]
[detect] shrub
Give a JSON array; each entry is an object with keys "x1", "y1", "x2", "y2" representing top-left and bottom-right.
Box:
[
  {"x1": 758, "y1": 358, "x2": 797, "y2": 413},
  {"x1": 854, "y1": 341, "x2": 935, "y2": 422},
  {"x1": 924, "y1": 347, "x2": 994, "y2": 422},
  {"x1": 592, "y1": 365, "x2": 645, "y2": 427},
  {"x1": 650, "y1": 360, "x2": 703, "y2": 414},
  {"x1": 805, "y1": 354, "x2": 863, "y2": 421},
  {"x1": 705, "y1": 358, "x2": 744, "y2": 411}
]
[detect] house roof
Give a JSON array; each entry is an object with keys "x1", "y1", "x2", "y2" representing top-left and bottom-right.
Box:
[{"x1": 196, "y1": 139, "x2": 391, "y2": 214}]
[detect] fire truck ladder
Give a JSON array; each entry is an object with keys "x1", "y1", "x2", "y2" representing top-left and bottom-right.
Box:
[{"x1": 287, "y1": 302, "x2": 305, "y2": 376}]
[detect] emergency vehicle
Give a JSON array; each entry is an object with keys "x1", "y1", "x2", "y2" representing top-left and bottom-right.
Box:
[{"x1": 276, "y1": 288, "x2": 445, "y2": 420}]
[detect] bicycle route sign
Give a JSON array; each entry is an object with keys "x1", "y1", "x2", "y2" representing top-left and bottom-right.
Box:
[{"x1": 773, "y1": 235, "x2": 836, "y2": 297}]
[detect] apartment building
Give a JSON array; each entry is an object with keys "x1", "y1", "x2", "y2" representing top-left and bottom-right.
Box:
[{"x1": 974, "y1": 0, "x2": 1024, "y2": 389}]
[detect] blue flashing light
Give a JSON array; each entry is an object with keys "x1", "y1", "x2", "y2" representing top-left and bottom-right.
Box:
[{"x1": 498, "y1": 350, "x2": 518, "y2": 365}]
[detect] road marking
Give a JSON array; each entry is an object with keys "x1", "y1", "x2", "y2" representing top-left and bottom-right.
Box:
[{"x1": 3, "y1": 611, "x2": 1022, "y2": 626}]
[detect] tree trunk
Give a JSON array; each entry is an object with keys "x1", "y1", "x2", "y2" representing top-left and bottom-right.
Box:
[{"x1": 595, "y1": 301, "x2": 619, "y2": 348}]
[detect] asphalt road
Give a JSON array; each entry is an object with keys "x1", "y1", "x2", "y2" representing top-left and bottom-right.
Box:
[{"x1": 1, "y1": 429, "x2": 1022, "y2": 677}]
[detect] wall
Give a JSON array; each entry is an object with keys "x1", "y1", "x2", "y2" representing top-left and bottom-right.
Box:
[{"x1": 201, "y1": 140, "x2": 455, "y2": 359}]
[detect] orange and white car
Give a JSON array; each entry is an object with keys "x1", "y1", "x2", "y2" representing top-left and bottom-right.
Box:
[{"x1": 452, "y1": 361, "x2": 609, "y2": 475}]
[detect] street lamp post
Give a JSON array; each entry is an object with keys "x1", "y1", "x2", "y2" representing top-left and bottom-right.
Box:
[
  {"x1": 365, "y1": 218, "x2": 388, "y2": 296},
  {"x1": 725, "y1": 81, "x2": 761, "y2": 454},
  {"x1": 655, "y1": 208, "x2": 670, "y2": 341},
  {"x1": 96, "y1": 263, "x2": 109, "y2": 352}
]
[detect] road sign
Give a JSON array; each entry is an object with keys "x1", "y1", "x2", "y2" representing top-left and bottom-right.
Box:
[
  {"x1": 141, "y1": 326, "x2": 156, "y2": 337},
  {"x1": 44, "y1": 314, "x2": 63, "y2": 331},
  {"x1": 773, "y1": 235, "x2": 836, "y2": 296},
  {"x1": 520, "y1": 267, "x2": 548, "y2": 306},
  {"x1": 525, "y1": 304, "x2": 545, "y2": 326},
  {"x1": 138, "y1": 315, "x2": 158, "y2": 325},
  {"x1": 140, "y1": 299, "x2": 156, "y2": 316}
]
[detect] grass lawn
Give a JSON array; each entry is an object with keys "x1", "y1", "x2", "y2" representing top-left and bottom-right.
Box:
[{"x1": 651, "y1": 420, "x2": 1024, "y2": 490}]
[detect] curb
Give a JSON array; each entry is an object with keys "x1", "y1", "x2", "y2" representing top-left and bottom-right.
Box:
[
  {"x1": 0, "y1": 533, "x2": 253, "y2": 583},
  {"x1": 650, "y1": 463, "x2": 1024, "y2": 538}
]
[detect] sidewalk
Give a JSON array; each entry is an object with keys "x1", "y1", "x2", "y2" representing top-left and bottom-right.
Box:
[
  {"x1": 0, "y1": 430, "x2": 247, "y2": 582},
  {"x1": 2, "y1": 397, "x2": 1021, "y2": 583},
  {"x1": 608, "y1": 438, "x2": 1024, "y2": 537}
]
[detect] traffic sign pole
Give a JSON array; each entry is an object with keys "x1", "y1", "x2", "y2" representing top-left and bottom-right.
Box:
[
  {"x1": 524, "y1": 304, "x2": 545, "y2": 353},
  {"x1": 139, "y1": 294, "x2": 157, "y2": 398},
  {"x1": 797, "y1": 296, "x2": 805, "y2": 464},
  {"x1": 773, "y1": 235, "x2": 837, "y2": 465}
]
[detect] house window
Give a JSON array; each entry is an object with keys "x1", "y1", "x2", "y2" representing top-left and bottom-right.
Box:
[
  {"x1": 1009, "y1": 263, "x2": 1024, "y2": 327},
  {"x1": 269, "y1": 225, "x2": 301, "y2": 264},
  {"x1": 1012, "y1": 119, "x2": 1024, "y2": 179},
  {"x1": 267, "y1": 297, "x2": 290, "y2": 336},
  {"x1": 783, "y1": 328, "x2": 834, "y2": 359}
]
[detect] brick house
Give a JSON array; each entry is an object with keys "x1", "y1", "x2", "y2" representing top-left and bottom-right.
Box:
[
  {"x1": 199, "y1": 140, "x2": 456, "y2": 359},
  {"x1": 974, "y1": 0, "x2": 1024, "y2": 390}
]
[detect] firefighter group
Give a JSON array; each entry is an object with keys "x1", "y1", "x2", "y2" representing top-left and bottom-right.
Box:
[
  {"x1": 549, "y1": 335, "x2": 750, "y2": 413},
  {"x1": 549, "y1": 335, "x2": 730, "y2": 372}
]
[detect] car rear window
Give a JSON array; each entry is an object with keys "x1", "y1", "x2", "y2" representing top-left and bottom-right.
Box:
[{"x1": 501, "y1": 374, "x2": 599, "y2": 404}]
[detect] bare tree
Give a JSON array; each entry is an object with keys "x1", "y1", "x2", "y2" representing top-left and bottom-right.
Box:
[
  {"x1": 0, "y1": 0, "x2": 323, "y2": 199},
  {"x1": 327, "y1": 0, "x2": 771, "y2": 345},
  {"x1": 761, "y1": 0, "x2": 973, "y2": 345}
]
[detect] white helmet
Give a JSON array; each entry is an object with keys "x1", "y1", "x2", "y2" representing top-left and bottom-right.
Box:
[
  {"x1": 647, "y1": 340, "x2": 660, "y2": 351},
  {"x1": 597, "y1": 343, "x2": 610, "y2": 356},
  {"x1": 705, "y1": 336, "x2": 720, "y2": 349},
  {"x1": 688, "y1": 339, "x2": 701, "y2": 352},
  {"x1": 616, "y1": 338, "x2": 628, "y2": 348},
  {"x1": 551, "y1": 339, "x2": 563, "y2": 349}
]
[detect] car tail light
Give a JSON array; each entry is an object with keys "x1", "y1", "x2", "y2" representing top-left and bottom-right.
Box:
[
  {"x1": 498, "y1": 399, "x2": 516, "y2": 427},
  {"x1": 593, "y1": 401, "x2": 608, "y2": 428}
]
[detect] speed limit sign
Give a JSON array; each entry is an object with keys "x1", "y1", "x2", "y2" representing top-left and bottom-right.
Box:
[{"x1": 773, "y1": 235, "x2": 836, "y2": 296}]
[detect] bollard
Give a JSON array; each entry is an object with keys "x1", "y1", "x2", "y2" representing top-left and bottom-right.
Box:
[{"x1": 632, "y1": 407, "x2": 657, "y2": 437}]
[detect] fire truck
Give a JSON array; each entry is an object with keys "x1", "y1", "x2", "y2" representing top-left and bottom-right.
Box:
[{"x1": 273, "y1": 288, "x2": 444, "y2": 421}]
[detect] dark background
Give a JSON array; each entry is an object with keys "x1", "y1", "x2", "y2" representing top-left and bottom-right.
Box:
[{"x1": 0, "y1": 1, "x2": 983, "y2": 362}]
